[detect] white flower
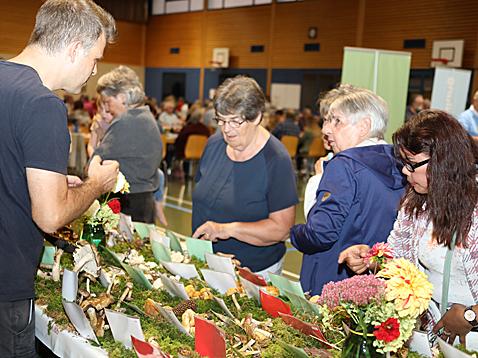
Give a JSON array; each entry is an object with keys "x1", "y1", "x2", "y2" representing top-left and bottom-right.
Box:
[
  {"x1": 84, "y1": 200, "x2": 101, "y2": 218},
  {"x1": 113, "y1": 172, "x2": 130, "y2": 193}
]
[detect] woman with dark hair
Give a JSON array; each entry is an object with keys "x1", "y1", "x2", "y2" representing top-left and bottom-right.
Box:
[
  {"x1": 191, "y1": 75, "x2": 298, "y2": 279},
  {"x1": 340, "y1": 110, "x2": 478, "y2": 347}
]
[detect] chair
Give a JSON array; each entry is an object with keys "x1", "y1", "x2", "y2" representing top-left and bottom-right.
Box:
[
  {"x1": 304, "y1": 136, "x2": 327, "y2": 176},
  {"x1": 307, "y1": 137, "x2": 326, "y2": 159},
  {"x1": 160, "y1": 134, "x2": 167, "y2": 160},
  {"x1": 177, "y1": 134, "x2": 208, "y2": 203},
  {"x1": 183, "y1": 134, "x2": 208, "y2": 177},
  {"x1": 281, "y1": 135, "x2": 299, "y2": 158}
]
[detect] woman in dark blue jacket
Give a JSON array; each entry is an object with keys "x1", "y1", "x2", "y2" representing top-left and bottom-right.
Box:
[{"x1": 290, "y1": 85, "x2": 405, "y2": 295}]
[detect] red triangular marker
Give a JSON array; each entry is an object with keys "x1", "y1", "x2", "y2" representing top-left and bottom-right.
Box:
[
  {"x1": 260, "y1": 290, "x2": 292, "y2": 317},
  {"x1": 279, "y1": 313, "x2": 333, "y2": 348},
  {"x1": 238, "y1": 267, "x2": 267, "y2": 286},
  {"x1": 194, "y1": 316, "x2": 226, "y2": 358},
  {"x1": 131, "y1": 335, "x2": 172, "y2": 358}
]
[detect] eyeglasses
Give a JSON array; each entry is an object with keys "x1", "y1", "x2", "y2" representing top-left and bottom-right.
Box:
[
  {"x1": 401, "y1": 158, "x2": 429, "y2": 172},
  {"x1": 214, "y1": 116, "x2": 247, "y2": 128}
]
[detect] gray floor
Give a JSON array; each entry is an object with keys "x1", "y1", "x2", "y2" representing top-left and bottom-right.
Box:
[{"x1": 160, "y1": 175, "x2": 308, "y2": 278}]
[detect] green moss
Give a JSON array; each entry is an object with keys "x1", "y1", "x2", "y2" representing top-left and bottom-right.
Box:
[{"x1": 34, "y1": 244, "x2": 340, "y2": 357}]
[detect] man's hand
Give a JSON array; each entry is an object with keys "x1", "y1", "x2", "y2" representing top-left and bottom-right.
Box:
[
  {"x1": 338, "y1": 244, "x2": 370, "y2": 274},
  {"x1": 433, "y1": 304, "x2": 473, "y2": 346},
  {"x1": 87, "y1": 155, "x2": 119, "y2": 194},
  {"x1": 192, "y1": 221, "x2": 231, "y2": 242}
]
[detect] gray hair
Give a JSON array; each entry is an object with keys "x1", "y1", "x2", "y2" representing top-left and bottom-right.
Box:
[
  {"x1": 329, "y1": 86, "x2": 389, "y2": 139},
  {"x1": 96, "y1": 66, "x2": 145, "y2": 107},
  {"x1": 28, "y1": 0, "x2": 116, "y2": 54},
  {"x1": 214, "y1": 75, "x2": 266, "y2": 121},
  {"x1": 318, "y1": 84, "x2": 355, "y2": 119}
]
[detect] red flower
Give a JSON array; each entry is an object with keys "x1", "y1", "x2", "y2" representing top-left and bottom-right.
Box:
[
  {"x1": 373, "y1": 318, "x2": 400, "y2": 342},
  {"x1": 364, "y1": 242, "x2": 394, "y2": 266},
  {"x1": 107, "y1": 199, "x2": 121, "y2": 214}
]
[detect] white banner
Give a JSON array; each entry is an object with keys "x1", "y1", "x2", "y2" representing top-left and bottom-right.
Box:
[{"x1": 431, "y1": 67, "x2": 471, "y2": 117}]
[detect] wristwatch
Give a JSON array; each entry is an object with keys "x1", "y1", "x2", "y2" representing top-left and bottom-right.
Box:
[{"x1": 464, "y1": 306, "x2": 478, "y2": 327}]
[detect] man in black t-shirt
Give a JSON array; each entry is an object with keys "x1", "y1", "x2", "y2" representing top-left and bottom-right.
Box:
[{"x1": 0, "y1": 1, "x2": 119, "y2": 356}]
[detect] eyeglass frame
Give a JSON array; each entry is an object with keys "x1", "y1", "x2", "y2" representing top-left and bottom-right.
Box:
[
  {"x1": 214, "y1": 113, "x2": 262, "y2": 128},
  {"x1": 400, "y1": 158, "x2": 429, "y2": 172}
]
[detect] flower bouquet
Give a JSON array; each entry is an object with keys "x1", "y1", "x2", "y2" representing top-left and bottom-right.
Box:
[
  {"x1": 317, "y1": 244, "x2": 433, "y2": 357},
  {"x1": 77, "y1": 172, "x2": 130, "y2": 246}
]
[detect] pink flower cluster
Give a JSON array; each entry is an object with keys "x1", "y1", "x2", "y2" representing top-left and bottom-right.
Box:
[{"x1": 318, "y1": 275, "x2": 386, "y2": 308}]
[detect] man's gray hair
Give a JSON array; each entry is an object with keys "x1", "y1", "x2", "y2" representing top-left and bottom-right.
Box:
[
  {"x1": 28, "y1": 0, "x2": 116, "y2": 54},
  {"x1": 96, "y1": 66, "x2": 145, "y2": 107},
  {"x1": 329, "y1": 86, "x2": 389, "y2": 139}
]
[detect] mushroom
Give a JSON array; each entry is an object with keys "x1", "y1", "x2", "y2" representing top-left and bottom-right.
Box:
[
  {"x1": 86, "y1": 307, "x2": 97, "y2": 329},
  {"x1": 78, "y1": 288, "x2": 90, "y2": 306},
  {"x1": 80, "y1": 292, "x2": 114, "y2": 311},
  {"x1": 181, "y1": 309, "x2": 196, "y2": 335},
  {"x1": 80, "y1": 272, "x2": 97, "y2": 294},
  {"x1": 106, "y1": 273, "x2": 118, "y2": 295},
  {"x1": 115, "y1": 282, "x2": 133, "y2": 310},
  {"x1": 37, "y1": 269, "x2": 52, "y2": 280},
  {"x1": 232, "y1": 293, "x2": 242, "y2": 312},
  {"x1": 73, "y1": 242, "x2": 100, "y2": 277},
  {"x1": 95, "y1": 313, "x2": 106, "y2": 337},
  {"x1": 52, "y1": 249, "x2": 64, "y2": 282}
]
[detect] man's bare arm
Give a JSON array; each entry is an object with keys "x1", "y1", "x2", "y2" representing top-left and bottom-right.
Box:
[{"x1": 27, "y1": 156, "x2": 119, "y2": 233}]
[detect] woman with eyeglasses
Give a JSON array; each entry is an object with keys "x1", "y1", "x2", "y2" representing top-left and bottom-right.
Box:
[
  {"x1": 339, "y1": 110, "x2": 478, "y2": 348},
  {"x1": 191, "y1": 75, "x2": 298, "y2": 279},
  {"x1": 290, "y1": 85, "x2": 406, "y2": 296}
]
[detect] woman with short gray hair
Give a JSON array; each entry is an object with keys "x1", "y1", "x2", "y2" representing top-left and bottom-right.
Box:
[
  {"x1": 94, "y1": 66, "x2": 162, "y2": 223},
  {"x1": 290, "y1": 85, "x2": 405, "y2": 295},
  {"x1": 192, "y1": 76, "x2": 298, "y2": 279}
]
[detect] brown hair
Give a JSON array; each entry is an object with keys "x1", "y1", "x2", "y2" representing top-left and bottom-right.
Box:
[
  {"x1": 214, "y1": 75, "x2": 266, "y2": 121},
  {"x1": 393, "y1": 110, "x2": 478, "y2": 248},
  {"x1": 28, "y1": 0, "x2": 116, "y2": 54}
]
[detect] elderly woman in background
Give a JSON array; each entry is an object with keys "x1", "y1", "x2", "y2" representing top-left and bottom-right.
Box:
[
  {"x1": 192, "y1": 76, "x2": 298, "y2": 279},
  {"x1": 94, "y1": 66, "x2": 162, "y2": 223},
  {"x1": 340, "y1": 110, "x2": 478, "y2": 347},
  {"x1": 290, "y1": 85, "x2": 405, "y2": 295}
]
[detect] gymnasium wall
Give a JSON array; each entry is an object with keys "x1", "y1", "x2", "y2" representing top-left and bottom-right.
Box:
[
  {"x1": 1, "y1": 0, "x2": 477, "y2": 104},
  {"x1": 0, "y1": 0, "x2": 146, "y2": 99}
]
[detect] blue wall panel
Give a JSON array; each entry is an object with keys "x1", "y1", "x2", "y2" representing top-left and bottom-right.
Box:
[
  {"x1": 145, "y1": 68, "x2": 200, "y2": 103},
  {"x1": 203, "y1": 68, "x2": 268, "y2": 100},
  {"x1": 145, "y1": 67, "x2": 341, "y2": 109}
]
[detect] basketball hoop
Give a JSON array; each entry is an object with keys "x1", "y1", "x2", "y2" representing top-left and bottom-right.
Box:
[
  {"x1": 209, "y1": 60, "x2": 223, "y2": 71},
  {"x1": 430, "y1": 58, "x2": 449, "y2": 68}
]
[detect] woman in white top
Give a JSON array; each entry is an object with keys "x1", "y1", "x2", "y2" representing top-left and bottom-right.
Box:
[{"x1": 340, "y1": 110, "x2": 478, "y2": 347}]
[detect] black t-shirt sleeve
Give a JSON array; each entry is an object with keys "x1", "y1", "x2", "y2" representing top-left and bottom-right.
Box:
[
  {"x1": 266, "y1": 153, "x2": 298, "y2": 213},
  {"x1": 20, "y1": 96, "x2": 70, "y2": 174}
]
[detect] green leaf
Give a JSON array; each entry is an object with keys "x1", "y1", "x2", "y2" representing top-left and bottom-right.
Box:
[
  {"x1": 278, "y1": 340, "x2": 310, "y2": 357},
  {"x1": 185, "y1": 237, "x2": 213, "y2": 262},
  {"x1": 166, "y1": 230, "x2": 183, "y2": 253},
  {"x1": 102, "y1": 247, "x2": 124, "y2": 268},
  {"x1": 121, "y1": 263, "x2": 153, "y2": 290},
  {"x1": 41, "y1": 245, "x2": 56, "y2": 266},
  {"x1": 151, "y1": 240, "x2": 172, "y2": 262},
  {"x1": 269, "y1": 273, "x2": 305, "y2": 298},
  {"x1": 133, "y1": 222, "x2": 151, "y2": 239}
]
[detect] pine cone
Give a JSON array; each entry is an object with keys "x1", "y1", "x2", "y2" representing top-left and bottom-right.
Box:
[{"x1": 172, "y1": 300, "x2": 196, "y2": 317}]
